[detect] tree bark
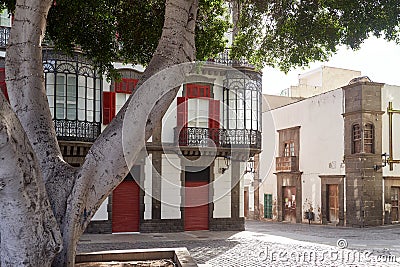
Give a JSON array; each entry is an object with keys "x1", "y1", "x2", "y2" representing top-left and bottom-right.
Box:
[
  {"x1": 0, "y1": 95, "x2": 62, "y2": 266},
  {"x1": 5, "y1": 0, "x2": 76, "y2": 230},
  {"x1": 52, "y1": 0, "x2": 199, "y2": 266}
]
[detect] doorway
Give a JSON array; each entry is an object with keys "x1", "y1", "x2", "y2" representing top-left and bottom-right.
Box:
[
  {"x1": 327, "y1": 184, "x2": 339, "y2": 223},
  {"x1": 282, "y1": 186, "x2": 296, "y2": 223},
  {"x1": 391, "y1": 187, "x2": 400, "y2": 222}
]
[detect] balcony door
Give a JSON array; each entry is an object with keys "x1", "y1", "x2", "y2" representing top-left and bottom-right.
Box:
[{"x1": 188, "y1": 98, "x2": 209, "y2": 128}]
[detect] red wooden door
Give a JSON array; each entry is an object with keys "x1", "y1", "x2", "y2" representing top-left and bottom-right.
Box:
[
  {"x1": 185, "y1": 181, "x2": 209, "y2": 231},
  {"x1": 112, "y1": 180, "x2": 140, "y2": 233}
]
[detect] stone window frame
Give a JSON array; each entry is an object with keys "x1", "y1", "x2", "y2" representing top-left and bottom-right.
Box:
[
  {"x1": 352, "y1": 123, "x2": 361, "y2": 154},
  {"x1": 364, "y1": 123, "x2": 375, "y2": 154}
]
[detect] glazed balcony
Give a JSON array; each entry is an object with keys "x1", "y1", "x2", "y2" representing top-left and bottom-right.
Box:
[
  {"x1": 276, "y1": 156, "x2": 298, "y2": 172},
  {"x1": 53, "y1": 119, "x2": 101, "y2": 142},
  {"x1": 175, "y1": 127, "x2": 261, "y2": 150}
]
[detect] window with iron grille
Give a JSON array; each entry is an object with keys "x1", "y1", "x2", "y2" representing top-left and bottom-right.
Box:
[
  {"x1": 352, "y1": 124, "x2": 361, "y2": 154},
  {"x1": 364, "y1": 123, "x2": 374, "y2": 153}
]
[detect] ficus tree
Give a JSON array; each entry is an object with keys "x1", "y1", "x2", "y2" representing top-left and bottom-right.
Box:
[{"x1": 0, "y1": 0, "x2": 399, "y2": 266}]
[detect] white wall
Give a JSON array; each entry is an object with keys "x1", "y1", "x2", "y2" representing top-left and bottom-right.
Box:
[
  {"x1": 259, "y1": 89, "x2": 345, "y2": 220},
  {"x1": 239, "y1": 162, "x2": 246, "y2": 218},
  {"x1": 144, "y1": 154, "x2": 153, "y2": 220},
  {"x1": 213, "y1": 158, "x2": 231, "y2": 218},
  {"x1": 162, "y1": 87, "x2": 182, "y2": 143},
  {"x1": 161, "y1": 154, "x2": 182, "y2": 219},
  {"x1": 382, "y1": 84, "x2": 400, "y2": 176},
  {"x1": 92, "y1": 199, "x2": 108, "y2": 220}
]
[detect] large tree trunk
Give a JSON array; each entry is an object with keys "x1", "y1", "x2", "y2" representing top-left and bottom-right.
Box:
[
  {"x1": 1, "y1": 0, "x2": 199, "y2": 265},
  {"x1": 52, "y1": 0, "x2": 199, "y2": 266},
  {"x1": 0, "y1": 95, "x2": 62, "y2": 266}
]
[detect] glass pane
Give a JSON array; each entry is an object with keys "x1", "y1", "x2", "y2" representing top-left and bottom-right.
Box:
[
  {"x1": 87, "y1": 110, "x2": 93, "y2": 121},
  {"x1": 55, "y1": 103, "x2": 64, "y2": 119},
  {"x1": 87, "y1": 100, "x2": 94, "y2": 111},
  {"x1": 87, "y1": 88, "x2": 94, "y2": 100},
  {"x1": 87, "y1": 77, "x2": 94, "y2": 89},
  {"x1": 95, "y1": 99, "x2": 100, "y2": 113},
  {"x1": 47, "y1": 95, "x2": 54, "y2": 108},
  {"x1": 95, "y1": 111, "x2": 100, "y2": 122},
  {"x1": 46, "y1": 73, "x2": 55, "y2": 89},
  {"x1": 78, "y1": 108, "x2": 85, "y2": 120},
  {"x1": 67, "y1": 103, "x2": 76, "y2": 120},
  {"x1": 78, "y1": 76, "x2": 86, "y2": 87},
  {"x1": 56, "y1": 75, "x2": 66, "y2": 96}
]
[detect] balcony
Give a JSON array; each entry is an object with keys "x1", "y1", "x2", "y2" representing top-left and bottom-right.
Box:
[
  {"x1": 53, "y1": 119, "x2": 101, "y2": 142},
  {"x1": 207, "y1": 48, "x2": 255, "y2": 69},
  {"x1": 0, "y1": 26, "x2": 10, "y2": 49},
  {"x1": 276, "y1": 156, "x2": 298, "y2": 172},
  {"x1": 174, "y1": 127, "x2": 261, "y2": 150}
]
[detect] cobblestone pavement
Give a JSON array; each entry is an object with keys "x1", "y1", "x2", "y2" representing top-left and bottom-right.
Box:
[{"x1": 78, "y1": 221, "x2": 400, "y2": 266}]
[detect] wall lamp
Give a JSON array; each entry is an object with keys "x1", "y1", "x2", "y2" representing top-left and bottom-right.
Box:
[
  {"x1": 220, "y1": 155, "x2": 231, "y2": 174},
  {"x1": 245, "y1": 157, "x2": 255, "y2": 174},
  {"x1": 373, "y1": 153, "x2": 389, "y2": 171}
]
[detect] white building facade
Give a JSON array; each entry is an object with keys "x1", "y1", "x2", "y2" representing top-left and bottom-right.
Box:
[{"x1": 260, "y1": 77, "x2": 400, "y2": 226}]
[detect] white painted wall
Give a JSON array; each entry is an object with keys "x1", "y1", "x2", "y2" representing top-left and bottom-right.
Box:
[
  {"x1": 213, "y1": 158, "x2": 231, "y2": 218},
  {"x1": 92, "y1": 199, "x2": 108, "y2": 220},
  {"x1": 144, "y1": 154, "x2": 153, "y2": 220},
  {"x1": 161, "y1": 154, "x2": 182, "y2": 219},
  {"x1": 259, "y1": 89, "x2": 345, "y2": 221},
  {"x1": 162, "y1": 87, "x2": 182, "y2": 143},
  {"x1": 382, "y1": 84, "x2": 400, "y2": 176},
  {"x1": 290, "y1": 66, "x2": 361, "y2": 98},
  {"x1": 239, "y1": 162, "x2": 246, "y2": 218}
]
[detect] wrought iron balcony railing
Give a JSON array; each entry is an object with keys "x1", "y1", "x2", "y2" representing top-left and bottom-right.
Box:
[
  {"x1": 53, "y1": 119, "x2": 101, "y2": 142},
  {"x1": 207, "y1": 48, "x2": 255, "y2": 68},
  {"x1": 276, "y1": 156, "x2": 298, "y2": 172},
  {"x1": 0, "y1": 26, "x2": 10, "y2": 48},
  {"x1": 175, "y1": 127, "x2": 261, "y2": 149}
]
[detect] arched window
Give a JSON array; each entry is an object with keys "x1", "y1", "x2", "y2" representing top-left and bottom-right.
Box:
[
  {"x1": 352, "y1": 124, "x2": 361, "y2": 154},
  {"x1": 364, "y1": 123, "x2": 374, "y2": 153}
]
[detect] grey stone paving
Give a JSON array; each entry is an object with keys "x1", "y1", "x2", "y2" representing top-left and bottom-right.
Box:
[{"x1": 78, "y1": 221, "x2": 400, "y2": 266}]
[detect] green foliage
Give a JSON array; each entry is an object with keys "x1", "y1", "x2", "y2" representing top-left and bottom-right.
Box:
[
  {"x1": 233, "y1": 0, "x2": 400, "y2": 72},
  {"x1": 1, "y1": 0, "x2": 399, "y2": 73},
  {"x1": 45, "y1": 0, "x2": 229, "y2": 78},
  {"x1": 196, "y1": 0, "x2": 230, "y2": 60}
]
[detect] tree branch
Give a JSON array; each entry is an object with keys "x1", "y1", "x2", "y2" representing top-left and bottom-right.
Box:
[
  {"x1": 5, "y1": 0, "x2": 67, "y2": 185},
  {"x1": 53, "y1": 0, "x2": 199, "y2": 265},
  {"x1": 0, "y1": 94, "x2": 62, "y2": 267}
]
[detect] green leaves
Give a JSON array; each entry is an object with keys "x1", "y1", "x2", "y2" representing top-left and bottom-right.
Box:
[
  {"x1": 233, "y1": 0, "x2": 400, "y2": 72},
  {"x1": 1, "y1": 0, "x2": 399, "y2": 74}
]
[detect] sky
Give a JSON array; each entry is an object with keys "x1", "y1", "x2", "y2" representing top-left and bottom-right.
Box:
[{"x1": 262, "y1": 36, "x2": 400, "y2": 95}]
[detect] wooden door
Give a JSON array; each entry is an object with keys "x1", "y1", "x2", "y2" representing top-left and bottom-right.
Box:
[
  {"x1": 328, "y1": 184, "x2": 339, "y2": 223},
  {"x1": 391, "y1": 187, "x2": 400, "y2": 222},
  {"x1": 283, "y1": 186, "x2": 296, "y2": 223},
  {"x1": 185, "y1": 181, "x2": 209, "y2": 231},
  {"x1": 112, "y1": 180, "x2": 140, "y2": 233}
]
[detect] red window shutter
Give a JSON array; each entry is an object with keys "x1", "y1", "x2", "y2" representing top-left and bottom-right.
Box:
[
  {"x1": 208, "y1": 100, "x2": 220, "y2": 129},
  {"x1": 115, "y1": 78, "x2": 138, "y2": 94},
  {"x1": 209, "y1": 100, "x2": 220, "y2": 146},
  {"x1": 103, "y1": 91, "x2": 116, "y2": 125},
  {"x1": 0, "y1": 68, "x2": 8, "y2": 102},
  {"x1": 177, "y1": 97, "x2": 188, "y2": 127},
  {"x1": 186, "y1": 83, "x2": 210, "y2": 98}
]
